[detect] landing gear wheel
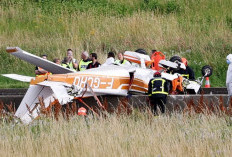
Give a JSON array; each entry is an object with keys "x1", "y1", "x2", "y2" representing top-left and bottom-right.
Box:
[
  {"x1": 169, "y1": 56, "x2": 182, "y2": 71},
  {"x1": 169, "y1": 56, "x2": 182, "y2": 63},
  {"x1": 201, "y1": 65, "x2": 213, "y2": 77}
]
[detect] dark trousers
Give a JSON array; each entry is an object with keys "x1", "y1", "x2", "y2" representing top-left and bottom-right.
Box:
[{"x1": 149, "y1": 96, "x2": 166, "y2": 115}]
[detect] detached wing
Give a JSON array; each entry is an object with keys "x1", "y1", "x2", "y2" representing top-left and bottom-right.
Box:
[{"x1": 6, "y1": 47, "x2": 75, "y2": 74}]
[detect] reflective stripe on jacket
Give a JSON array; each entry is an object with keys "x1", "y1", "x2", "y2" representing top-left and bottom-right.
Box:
[
  {"x1": 115, "y1": 59, "x2": 129, "y2": 65},
  {"x1": 122, "y1": 59, "x2": 128, "y2": 64},
  {"x1": 67, "y1": 62, "x2": 74, "y2": 70},
  {"x1": 181, "y1": 74, "x2": 189, "y2": 79},
  {"x1": 149, "y1": 78, "x2": 168, "y2": 96},
  {"x1": 78, "y1": 59, "x2": 92, "y2": 71},
  {"x1": 61, "y1": 63, "x2": 70, "y2": 69}
]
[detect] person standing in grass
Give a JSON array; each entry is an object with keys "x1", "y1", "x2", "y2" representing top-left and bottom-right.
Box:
[
  {"x1": 115, "y1": 52, "x2": 131, "y2": 65},
  {"x1": 87, "y1": 53, "x2": 101, "y2": 69},
  {"x1": 53, "y1": 58, "x2": 61, "y2": 65},
  {"x1": 78, "y1": 51, "x2": 92, "y2": 71},
  {"x1": 65, "y1": 49, "x2": 78, "y2": 70},
  {"x1": 102, "y1": 52, "x2": 115, "y2": 66},
  {"x1": 226, "y1": 54, "x2": 232, "y2": 96},
  {"x1": 148, "y1": 71, "x2": 170, "y2": 115},
  {"x1": 61, "y1": 57, "x2": 71, "y2": 69}
]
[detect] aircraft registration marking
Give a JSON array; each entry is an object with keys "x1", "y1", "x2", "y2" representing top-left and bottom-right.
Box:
[{"x1": 73, "y1": 76, "x2": 114, "y2": 89}]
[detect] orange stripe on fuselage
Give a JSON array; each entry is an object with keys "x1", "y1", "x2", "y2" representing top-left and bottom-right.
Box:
[
  {"x1": 121, "y1": 85, "x2": 129, "y2": 90},
  {"x1": 31, "y1": 73, "x2": 131, "y2": 90},
  {"x1": 131, "y1": 85, "x2": 147, "y2": 92},
  {"x1": 124, "y1": 54, "x2": 152, "y2": 66},
  {"x1": 30, "y1": 75, "x2": 48, "y2": 84},
  {"x1": 133, "y1": 78, "x2": 148, "y2": 89},
  {"x1": 124, "y1": 54, "x2": 138, "y2": 60},
  {"x1": 30, "y1": 73, "x2": 148, "y2": 92}
]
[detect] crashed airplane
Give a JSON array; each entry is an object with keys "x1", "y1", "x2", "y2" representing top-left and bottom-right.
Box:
[{"x1": 2, "y1": 47, "x2": 212, "y2": 123}]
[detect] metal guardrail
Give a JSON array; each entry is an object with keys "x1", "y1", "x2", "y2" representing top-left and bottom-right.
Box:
[
  {"x1": 201, "y1": 88, "x2": 228, "y2": 94},
  {"x1": 0, "y1": 88, "x2": 229, "y2": 111},
  {"x1": 0, "y1": 88, "x2": 228, "y2": 96},
  {"x1": 0, "y1": 88, "x2": 27, "y2": 95}
]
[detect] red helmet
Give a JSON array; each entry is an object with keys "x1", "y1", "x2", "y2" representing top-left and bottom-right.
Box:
[
  {"x1": 78, "y1": 107, "x2": 87, "y2": 116},
  {"x1": 154, "y1": 71, "x2": 161, "y2": 77},
  {"x1": 181, "y1": 58, "x2": 188, "y2": 66}
]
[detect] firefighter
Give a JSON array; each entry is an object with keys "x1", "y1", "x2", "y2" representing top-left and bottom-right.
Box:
[
  {"x1": 115, "y1": 52, "x2": 131, "y2": 65},
  {"x1": 226, "y1": 54, "x2": 232, "y2": 96},
  {"x1": 148, "y1": 71, "x2": 170, "y2": 114},
  {"x1": 78, "y1": 51, "x2": 92, "y2": 71},
  {"x1": 181, "y1": 58, "x2": 195, "y2": 80}
]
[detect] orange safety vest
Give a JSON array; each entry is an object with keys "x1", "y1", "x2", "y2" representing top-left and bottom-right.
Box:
[
  {"x1": 151, "y1": 51, "x2": 165, "y2": 71},
  {"x1": 171, "y1": 76, "x2": 184, "y2": 92}
]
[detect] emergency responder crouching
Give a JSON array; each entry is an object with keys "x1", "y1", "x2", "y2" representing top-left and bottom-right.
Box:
[{"x1": 148, "y1": 72, "x2": 170, "y2": 115}]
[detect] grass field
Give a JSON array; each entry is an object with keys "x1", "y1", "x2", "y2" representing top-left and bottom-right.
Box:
[
  {"x1": 0, "y1": 0, "x2": 232, "y2": 87},
  {"x1": 0, "y1": 112, "x2": 232, "y2": 157}
]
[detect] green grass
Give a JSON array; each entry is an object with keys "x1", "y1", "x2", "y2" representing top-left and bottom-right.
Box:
[
  {"x1": 0, "y1": 113, "x2": 232, "y2": 156},
  {"x1": 0, "y1": 0, "x2": 232, "y2": 87}
]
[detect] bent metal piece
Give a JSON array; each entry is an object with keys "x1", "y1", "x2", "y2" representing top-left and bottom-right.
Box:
[{"x1": 86, "y1": 83, "x2": 105, "y2": 110}]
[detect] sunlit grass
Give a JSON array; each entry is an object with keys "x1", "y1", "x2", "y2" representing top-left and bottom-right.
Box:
[
  {"x1": 0, "y1": 0, "x2": 232, "y2": 87},
  {"x1": 0, "y1": 91, "x2": 232, "y2": 156},
  {"x1": 0, "y1": 112, "x2": 232, "y2": 156}
]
